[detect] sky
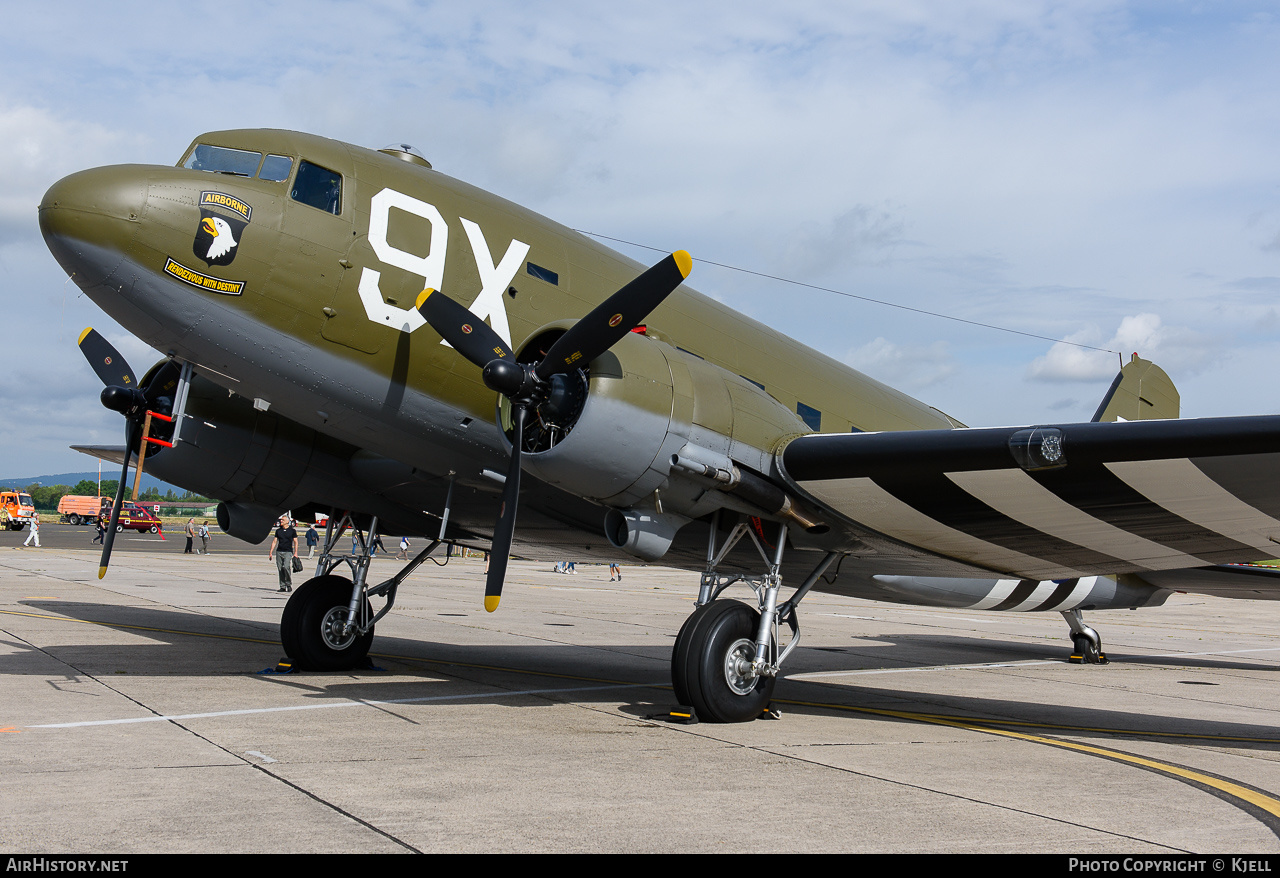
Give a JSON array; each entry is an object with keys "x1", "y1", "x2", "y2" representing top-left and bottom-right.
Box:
[{"x1": 3, "y1": 1, "x2": 1280, "y2": 477}]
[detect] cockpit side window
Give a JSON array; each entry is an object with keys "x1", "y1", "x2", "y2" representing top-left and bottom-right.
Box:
[
  {"x1": 182, "y1": 144, "x2": 263, "y2": 177},
  {"x1": 290, "y1": 160, "x2": 342, "y2": 215},
  {"x1": 258, "y1": 154, "x2": 294, "y2": 182}
]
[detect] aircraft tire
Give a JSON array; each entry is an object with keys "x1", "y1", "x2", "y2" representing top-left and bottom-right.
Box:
[
  {"x1": 1073, "y1": 634, "x2": 1100, "y2": 664},
  {"x1": 280, "y1": 575, "x2": 374, "y2": 671},
  {"x1": 682, "y1": 599, "x2": 774, "y2": 723},
  {"x1": 670, "y1": 605, "x2": 709, "y2": 707}
]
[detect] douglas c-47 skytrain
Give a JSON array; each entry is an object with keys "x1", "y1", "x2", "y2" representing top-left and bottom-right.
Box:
[{"x1": 38, "y1": 129, "x2": 1280, "y2": 722}]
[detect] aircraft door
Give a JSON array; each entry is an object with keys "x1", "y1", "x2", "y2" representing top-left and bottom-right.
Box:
[
  {"x1": 321, "y1": 235, "x2": 388, "y2": 355},
  {"x1": 268, "y1": 161, "x2": 352, "y2": 338}
]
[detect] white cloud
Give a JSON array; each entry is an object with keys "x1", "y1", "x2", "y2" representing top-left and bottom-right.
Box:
[
  {"x1": 845, "y1": 337, "x2": 957, "y2": 389},
  {"x1": 1028, "y1": 313, "x2": 1217, "y2": 382},
  {"x1": 0, "y1": 104, "x2": 138, "y2": 238},
  {"x1": 4, "y1": 1, "x2": 1280, "y2": 473}
]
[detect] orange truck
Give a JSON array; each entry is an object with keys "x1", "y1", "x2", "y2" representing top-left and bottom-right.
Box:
[
  {"x1": 0, "y1": 491, "x2": 37, "y2": 530},
  {"x1": 57, "y1": 494, "x2": 110, "y2": 526}
]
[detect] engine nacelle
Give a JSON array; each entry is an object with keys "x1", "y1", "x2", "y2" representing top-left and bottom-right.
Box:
[
  {"x1": 136, "y1": 370, "x2": 437, "y2": 543},
  {"x1": 518, "y1": 331, "x2": 688, "y2": 507},
  {"x1": 519, "y1": 331, "x2": 808, "y2": 511}
]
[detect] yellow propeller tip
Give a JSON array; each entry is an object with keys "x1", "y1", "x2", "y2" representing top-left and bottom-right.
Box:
[
  {"x1": 97, "y1": 567, "x2": 107, "y2": 579},
  {"x1": 484, "y1": 595, "x2": 501, "y2": 613},
  {"x1": 673, "y1": 250, "x2": 692, "y2": 279},
  {"x1": 78, "y1": 327, "x2": 93, "y2": 344},
  {"x1": 415, "y1": 288, "x2": 435, "y2": 309}
]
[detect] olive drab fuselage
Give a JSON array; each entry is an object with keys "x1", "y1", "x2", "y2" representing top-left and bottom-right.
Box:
[{"x1": 39, "y1": 128, "x2": 957, "y2": 574}]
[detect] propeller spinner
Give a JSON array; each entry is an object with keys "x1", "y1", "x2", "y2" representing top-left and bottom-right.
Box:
[{"x1": 416, "y1": 251, "x2": 692, "y2": 611}]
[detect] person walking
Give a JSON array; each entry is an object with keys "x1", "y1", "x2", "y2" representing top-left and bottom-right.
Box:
[
  {"x1": 198, "y1": 521, "x2": 210, "y2": 554},
  {"x1": 184, "y1": 518, "x2": 195, "y2": 554},
  {"x1": 305, "y1": 523, "x2": 319, "y2": 559},
  {"x1": 397, "y1": 536, "x2": 409, "y2": 560},
  {"x1": 609, "y1": 563, "x2": 621, "y2": 581},
  {"x1": 22, "y1": 513, "x2": 40, "y2": 547},
  {"x1": 93, "y1": 515, "x2": 105, "y2": 545},
  {"x1": 267, "y1": 515, "x2": 299, "y2": 593}
]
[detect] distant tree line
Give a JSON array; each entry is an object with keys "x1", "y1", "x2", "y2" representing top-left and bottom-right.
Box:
[{"x1": 20, "y1": 481, "x2": 212, "y2": 512}]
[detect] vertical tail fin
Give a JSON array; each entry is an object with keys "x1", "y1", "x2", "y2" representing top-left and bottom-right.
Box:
[{"x1": 1091, "y1": 354, "x2": 1179, "y2": 422}]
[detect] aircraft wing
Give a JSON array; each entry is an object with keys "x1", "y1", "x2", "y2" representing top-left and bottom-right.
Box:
[{"x1": 777, "y1": 415, "x2": 1280, "y2": 581}]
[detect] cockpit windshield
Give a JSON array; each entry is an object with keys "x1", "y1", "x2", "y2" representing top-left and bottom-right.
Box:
[
  {"x1": 258, "y1": 154, "x2": 294, "y2": 182},
  {"x1": 182, "y1": 144, "x2": 262, "y2": 177},
  {"x1": 182, "y1": 145, "x2": 297, "y2": 183}
]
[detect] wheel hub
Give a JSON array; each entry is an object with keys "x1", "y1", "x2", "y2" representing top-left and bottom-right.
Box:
[
  {"x1": 723, "y1": 637, "x2": 759, "y2": 695},
  {"x1": 319, "y1": 606, "x2": 358, "y2": 651}
]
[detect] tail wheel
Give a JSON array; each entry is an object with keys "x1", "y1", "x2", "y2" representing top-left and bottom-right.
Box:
[
  {"x1": 674, "y1": 599, "x2": 775, "y2": 723},
  {"x1": 280, "y1": 575, "x2": 374, "y2": 671}
]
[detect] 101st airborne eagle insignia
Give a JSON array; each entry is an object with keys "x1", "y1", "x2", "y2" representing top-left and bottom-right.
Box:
[{"x1": 193, "y1": 209, "x2": 247, "y2": 267}]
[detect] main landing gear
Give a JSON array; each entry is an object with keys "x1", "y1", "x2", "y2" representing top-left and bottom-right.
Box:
[
  {"x1": 670, "y1": 513, "x2": 839, "y2": 722},
  {"x1": 1062, "y1": 608, "x2": 1108, "y2": 664},
  {"x1": 279, "y1": 511, "x2": 441, "y2": 670}
]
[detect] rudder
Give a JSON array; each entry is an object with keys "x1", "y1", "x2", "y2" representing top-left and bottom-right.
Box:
[{"x1": 1091, "y1": 354, "x2": 1179, "y2": 422}]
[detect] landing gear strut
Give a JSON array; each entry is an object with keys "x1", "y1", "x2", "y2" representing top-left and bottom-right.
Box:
[
  {"x1": 670, "y1": 513, "x2": 838, "y2": 722},
  {"x1": 279, "y1": 511, "x2": 441, "y2": 670},
  {"x1": 1063, "y1": 608, "x2": 1108, "y2": 664}
]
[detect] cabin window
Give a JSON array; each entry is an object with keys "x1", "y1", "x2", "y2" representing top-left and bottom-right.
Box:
[
  {"x1": 291, "y1": 160, "x2": 342, "y2": 215},
  {"x1": 797, "y1": 401, "x2": 822, "y2": 431},
  {"x1": 258, "y1": 154, "x2": 294, "y2": 182},
  {"x1": 526, "y1": 262, "x2": 559, "y2": 285},
  {"x1": 182, "y1": 144, "x2": 263, "y2": 177}
]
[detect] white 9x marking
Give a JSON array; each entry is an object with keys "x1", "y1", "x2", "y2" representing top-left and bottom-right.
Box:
[{"x1": 358, "y1": 188, "x2": 531, "y2": 347}]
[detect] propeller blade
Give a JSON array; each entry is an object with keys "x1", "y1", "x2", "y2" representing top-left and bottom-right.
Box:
[
  {"x1": 415, "y1": 288, "x2": 514, "y2": 369},
  {"x1": 536, "y1": 250, "x2": 691, "y2": 381},
  {"x1": 98, "y1": 421, "x2": 137, "y2": 579},
  {"x1": 78, "y1": 328, "x2": 137, "y2": 389},
  {"x1": 483, "y1": 403, "x2": 526, "y2": 612}
]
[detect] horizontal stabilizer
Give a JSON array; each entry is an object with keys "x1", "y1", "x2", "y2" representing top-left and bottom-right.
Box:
[{"x1": 71, "y1": 444, "x2": 131, "y2": 466}]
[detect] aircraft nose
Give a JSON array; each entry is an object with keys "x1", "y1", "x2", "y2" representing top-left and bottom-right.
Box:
[{"x1": 39, "y1": 166, "x2": 147, "y2": 280}]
